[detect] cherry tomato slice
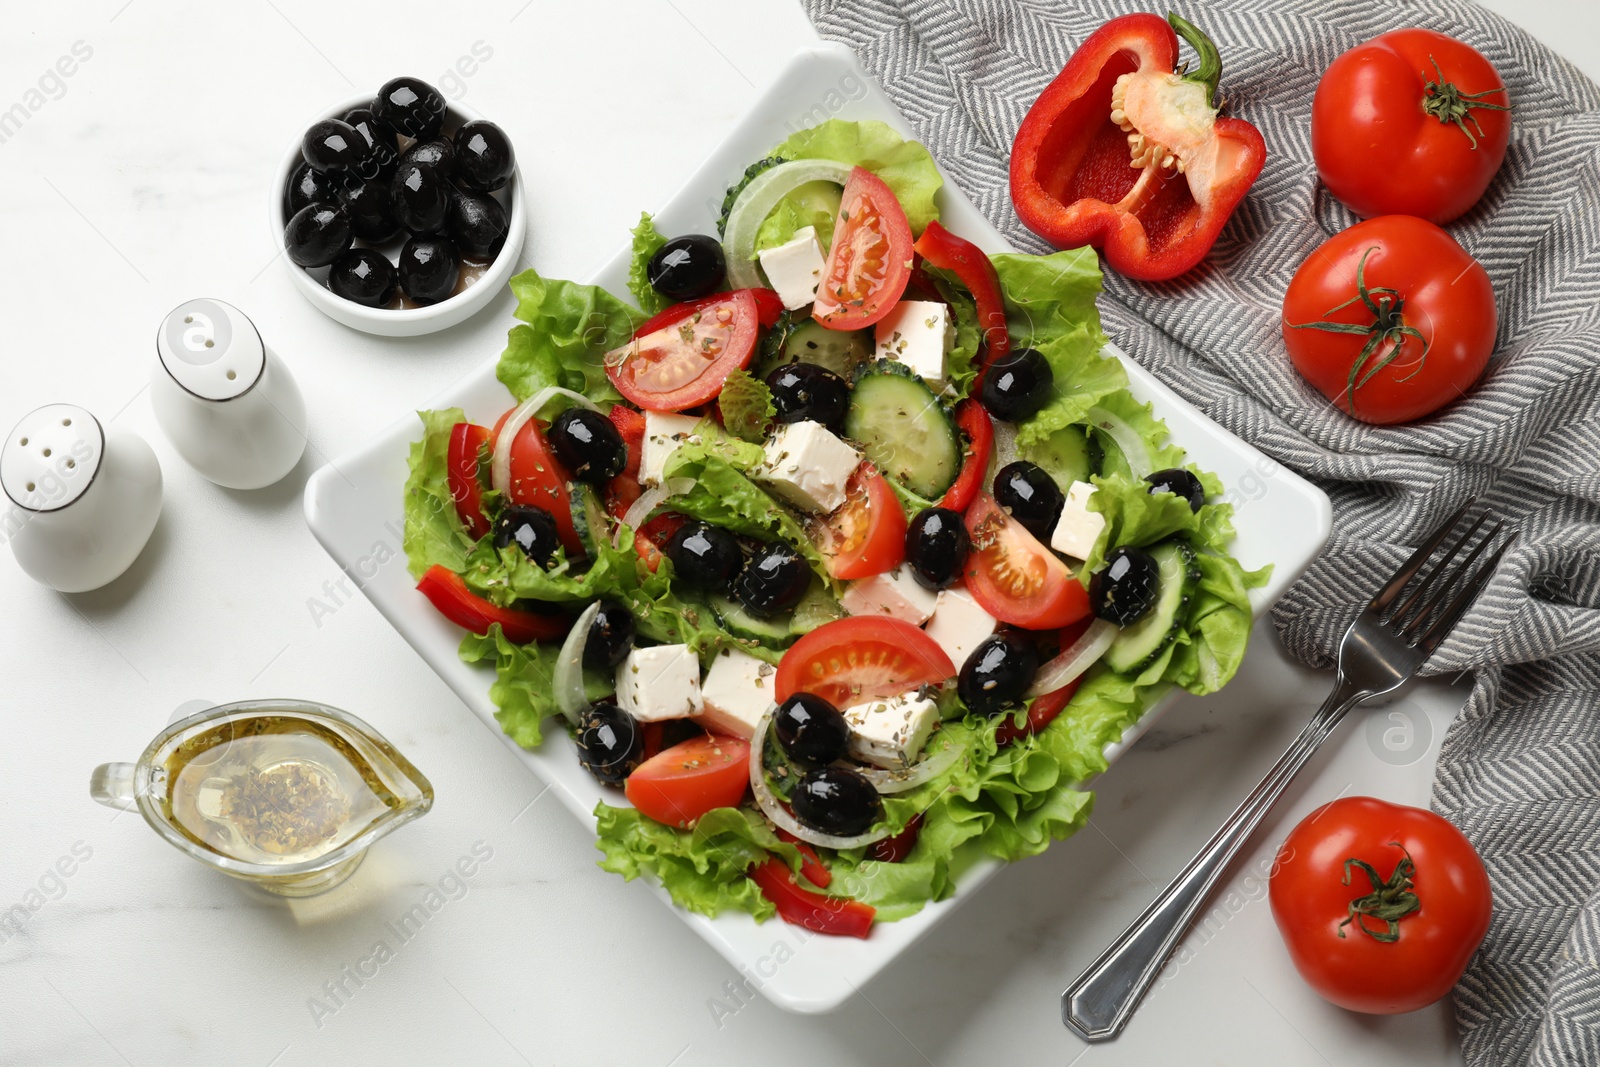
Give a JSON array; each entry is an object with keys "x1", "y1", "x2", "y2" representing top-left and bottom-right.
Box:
[
  {"x1": 607, "y1": 404, "x2": 645, "y2": 480},
  {"x1": 775, "y1": 617, "x2": 955, "y2": 708},
  {"x1": 607, "y1": 290, "x2": 761, "y2": 412},
  {"x1": 938, "y1": 400, "x2": 994, "y2": 513},
  {"x1": 624, "y1": 733, "x2": 750, "y2": 829},
  {"x1": 493, "y1": 409, "x2": 583, "y2": 557},
  {"x1": 748, "y1": 858, "x2": 875, "y2": 939},
  {"x1": 963, "y1": 492, "x2": 1091, "y2": 630},
  {"x1": 814, "y1": 464, "x2": 906, "y2": 580},
  {"x1": 415, "y1": 565, "x2": 570, "y2": 644},
  {"x1": 812, "y1": 167, "x2": 914, "y2": 331},
  {"x1": 447, "y1": 422, "x2": 493, "y2": 540},
  {"x1": 632, "y1": 288, "x2": 784, "y2": 338}
]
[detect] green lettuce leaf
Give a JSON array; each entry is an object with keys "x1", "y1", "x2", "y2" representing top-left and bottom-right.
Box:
[
  {"x1": 402, "y1": 407, "x2": 476, "y2": 580},
  {"x1": 717, "y1": 368, "x2": 775, "y2": 442},
  {"x1": 459, "y1": 625, "x2": 612, "y2": 749},
  {"x1": 497, "y1": 269, "x2": 643, "y2": 408},
  {"x1": 628, "y1": 213, "x2": 670, "y2": 316}
]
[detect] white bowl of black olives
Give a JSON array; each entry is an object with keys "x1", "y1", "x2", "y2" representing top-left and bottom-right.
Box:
[{"x1": 271, "y1": 77, "x2": 525, "y2": 337}]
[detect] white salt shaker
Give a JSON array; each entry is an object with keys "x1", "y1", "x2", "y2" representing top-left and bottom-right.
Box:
[
  {"x1": 150, "y1": 298, "x2": 307, "y2": 490},
  {"x1": 2, "y1": 404, "x2": 163, "y2": 593}
]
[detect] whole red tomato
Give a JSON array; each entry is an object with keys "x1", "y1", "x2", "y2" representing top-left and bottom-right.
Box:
[
  {"x1": 1313, "y1": 28, "x2": 1510, "y2": 224},
  {"x1": 1269, "y1": 796, "x2": 1491, "y2": 1015},
  {"x1": 1282, "y1": 215, "x2": 1495, "y2": 424}
]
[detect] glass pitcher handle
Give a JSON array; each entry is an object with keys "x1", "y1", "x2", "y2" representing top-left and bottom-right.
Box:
[{"x1": 90, "y1": 762, "x2": 139, "y2": 808}]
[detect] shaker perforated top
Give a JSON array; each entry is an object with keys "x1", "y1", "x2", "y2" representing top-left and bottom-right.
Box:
[
  {"x1": 155, "y1": 298, "x2": 265, "y2": 401},
  {"x1": 1, "y1": 404, "x2": 104, "y2": 512}
]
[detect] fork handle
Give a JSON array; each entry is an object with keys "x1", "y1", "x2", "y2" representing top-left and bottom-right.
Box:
[{"x1": 1062, "y1": 677, "x2": 1370, "y2": 1042}]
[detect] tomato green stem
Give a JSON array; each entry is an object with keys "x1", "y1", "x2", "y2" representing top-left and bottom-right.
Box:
[
  {"x1": 1422, "y1": 55, "x2": 1510, "y2": 150},
  {"x1": 1168, "y1": 12, "x2": 1223, "y2": 108},
  {"x1": 1338, "y1": 842, "x2": 1422, "y2": 943}
]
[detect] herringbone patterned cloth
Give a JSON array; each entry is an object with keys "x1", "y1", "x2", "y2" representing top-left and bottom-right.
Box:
[{"x1": 798, "y1": 0, "x2": 1600, "y2": 1061}]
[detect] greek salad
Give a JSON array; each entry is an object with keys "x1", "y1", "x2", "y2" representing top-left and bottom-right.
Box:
[{"x1": 402, "y1": 119, "x2": 1267, "y2": 937}]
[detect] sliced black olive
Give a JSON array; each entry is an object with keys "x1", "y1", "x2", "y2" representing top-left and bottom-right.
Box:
[
  {"x1": 1146, "y1": 468, "x2": 1206, "y2": 512},
  {"x1": 1091, "y1": 546, "x2": 1161, "y2": 626},
  {"x1": 664, "y1": 521, "x2": 741, "y2": 593},
  {"x1": 905, "y1": 507, "x2": 969, "y2": 590},
  {"x1": 576, "y1": 702, "x2": 642, "y2": 784},
  {"x1": 327, "y1": 248, "x2": 397, "y2": 308},
  {"x1": 453, "y1": 119, "x2": 516, "y2": 192},
  {"x1": 978, "y1": 347, "x2": 1053, "y2": 423},
  {"x1": 647, "y1": 234, "x2": 727, "y2": 302},
  {"x1": 283, "y1": 203, "x2": 352, "y2": 268},
  {"x1": 447, "y1": 188, "x2": 509, "y2": 260},
  {"x1": 493, "y1": 504, "x2": 561, "y2": 568},
  {"x1": 398, "y1": 235, "x2": 460, "y2": 304},
  {"x1": 342, "y1": 107, "x2": 400, "y2": 181},
  {"x1": 958, "y1": 631, "x2": 1039, "y2": 716},
  {"x1": 301, "y1": 118, "x2": 368, "y2": 174},
  {"x1": 390, "y1": 161, "x2": 449, "y2": 235},
  {"x1": 373, "y1": 76, "x2": 446, "y2": 141},
  {"x1": 994, "y1": 461, "x2": 1065, "y2": 542},
  {"x1": 583, "y1": 599, "x2": 636, "y2": 672},
  {"x1": 548, "y1": 408, "x2": 626, "y2": 484},
  {"x1": 792, "y1": 767, "x2": 883, "y2": 837},
  {"x1": 733, "y1": 541, "x2": 810, "y2": 618},
  {"x1": 336, "y1": 179, "x2": 401, "y2": 243},
  {"x1": 766, "y1": 363, "x2": 849, "y2": 434},
  {"x1": 774, "y1": 693, "x2": 851, "y2": 766},
  {"x1": 285, "y1": 162, "x2": 337, "y2": 216}
]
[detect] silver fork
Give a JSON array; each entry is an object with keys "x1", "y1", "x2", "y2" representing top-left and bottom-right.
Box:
[{"x1": 1062, "y1": 499, "x2": 1517, "y2": 1042}]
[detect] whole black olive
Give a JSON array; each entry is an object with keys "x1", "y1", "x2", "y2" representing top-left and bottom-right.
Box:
[
  {"x1": 336, "y1": 179, "x2": 401, "y2": 243},
  {"x1": 905, "y1": 507, "x2": 969, "y2": 590},
  {"x1": 765, "y1": 363, "x2": 849, "y2": 434},
  {"x1": 398, "y1": 235, "x2": 460, "y2": 304},
  {"x1": 792, "y1": 767, "x2": 883, "y2": 837},
  {"x1": 548, "y1": 408, "x2": 626, "y2": 484},
  {"x1": 647, "y1": 234, "x2": 726, "y2": 302},
  {"x1": 1146, "y1": 468, "x2": 1206, "y2": 512},
  {"x1": 453, "y1": 119, "x2": 516, "y2": 192},
  {"x1": 390, "y1": 161, "x2": 449, "y2": 234},
  {"x1": 733, "y1": 541, "x2": 810, "y2": 618},
  {"x1": 773, "y1": 693, "x2": 851, "y2": 766},
  {"x1": 283, "y1": 202, "x2": 352, "y2": 268},
  {"x1": 327, "y1": 248, "x2": 397, "y2": 308},
  {"x1": 342, "y1": 106, "x2": 400, "y2": 181},
  {"x1": 994, "y1": 461, "x2": 1065, "y2": 542},
  {"x1": 301, "y1": 118, "x2": 368, "y2": 174},
  {"x1": 447, "y1": 188, "x2": 510, "y2": 260},
  {"x1": 285, "y1": 162, "x2": 337, "y2": 216},
  {"x1": 400, "y1": 138, "x2": 454, "y2": 176},
  {"x1": 958, "y1": 631, "x2": 1039, "y2": 716},
  {"x1": 576, "y1": 702, "x2": 642, "y2": 784},
  {"x1": 978, "y1": 347, "x2": 1053, "y2": 423},
  {"x1": 583, "y1": 599, "x2": 636, "y2": 671},
  {"x1": 373, "y1": 76, "x2": 446, "y2": 141},
  {"x1": 493, "y1": 504, "x2": 561, "y2": 568},
  {"x1": 1091, "y1": 546, "x2": 1162, "y2": 626},
  {"x1": 664, "y1": 521, "x2": 742, "y2": 593}
]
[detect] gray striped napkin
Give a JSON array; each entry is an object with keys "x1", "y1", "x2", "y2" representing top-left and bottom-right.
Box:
[{"x1": 798, "y1": 1, "x2": 1600, "y2": 1061}]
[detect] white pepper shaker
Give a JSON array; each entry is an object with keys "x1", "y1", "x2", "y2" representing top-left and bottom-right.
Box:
[
  {"x1": 150, "y1": 298, "x2": 307, "y2": 489},
  {"x1": 2, "y1": 404, "x2": 163, "y2": 593}
]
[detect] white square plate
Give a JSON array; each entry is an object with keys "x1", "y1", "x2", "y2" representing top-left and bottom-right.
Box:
[{"x1": 304, "y1": 43, "x2": 1332, "y2": 1014}]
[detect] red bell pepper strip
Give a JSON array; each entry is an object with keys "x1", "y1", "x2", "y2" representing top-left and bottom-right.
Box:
[
  {"x1": 1009, "y1": 12, "x2": 1266, "y2": 282},
  {"x1": 912, "y1": 221, "x2": 1011, "y2": 385},
  {"x1": 995, "y1": 677, "x2": 1084, "y2": 747},
  {"x1": 938, "y1": 400, "x2": 993, "y2": 513},
  {"x1": 632, "y1": 288, "x2": 784, "y2": 338},
  {"x1": 748, "y1": 858, "x2": 874, "y2": 938},
  {"x1": 607, "y1": 404, "x2": 645, "y2": 479},
  {"x1": 866, "y1": 814, "x2": 924, "y2": 864},
  {"x1": 447, "y1": 423, "x2": 494, "y2": 540},
  {"x1": 775, "y1": 828, "x2": 833, "y2": 889},
  {"x1": 415, "y1": 565, "x2": 570, "y2": 644}
]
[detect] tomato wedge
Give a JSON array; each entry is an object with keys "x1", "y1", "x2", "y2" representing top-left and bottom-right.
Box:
[
  {"x1": 774, "y1": 829, "x2": 833, "y2": 888},
  {"x1": 415, "y1": 565, "x2": 570, "y2": 644},
  {"x1": 607, "y1": 290, "x2": 761, "y2": 411},
  {"x1": 447, "y1": 422, "x2": 493, "y2": 540},
  {"x1": 812, "y1": 167, "x2": 914, "y2": 331},
  {"x1": 608, "y1": 404, "x2": 645, "y2": 479},
  {"x1": 492, "y1": 409, "x2": 583, "y2": 557},
  {"x1": 814, "y1": 464, "x2": 905, "y2": 580},
  {"x1": 624, "y1": 733, "x2": 750, "y2": 828},
  {"x1": 775, "y1": 617, "x2": 954, "y2": 708},
  {"x1": 963, "y1": 492, "x2": 1091, "y2": 630},
  {"x1": 938, "y1": 400, "x2": 994, "y2": 514},
  {"x1": 913, "y1": 221, "x2": 1011, "y2": 386},
  {"x1": 632, "y1": 288, "x2": 783, "y2": 338},
  {"x1": 748, "y1": 858, "x2": 875, "y2": 938}
]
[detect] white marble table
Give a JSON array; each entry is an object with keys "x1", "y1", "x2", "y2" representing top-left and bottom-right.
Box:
[{"x1": 0, "y1": 2, "x2": 1589, "y2": 1064}]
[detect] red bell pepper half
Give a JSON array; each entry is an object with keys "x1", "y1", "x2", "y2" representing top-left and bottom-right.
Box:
[
  {"x1": 748, "y1": 858, "x2": 874, "y2": 938},
  {"x1": 415, "y1": 564, "x2": 570, "y2": 644},
  {"x1": 1009, "y1": 12, "x2": 1266, "y2": 282}
]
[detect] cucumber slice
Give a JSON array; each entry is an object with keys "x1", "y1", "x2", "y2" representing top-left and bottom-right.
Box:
[
  {"x1": 779, "y1": 319, "x2": 873, "y2": 379},
  {"x1": 1022, "y1": 425, "x2": 1091, "y2": 494},
  {"x1": 1103, "y1": 540, "x2": 1200, "y2": 675},
  {"x1": 568, "y1": 483, "x2": 609, "y2": 557},
  {"x1": 1090, "y1": 426, "x2": 1132, "y2": 480},
  {"x1": 789, "y1": 579, "x2": 845, "y2": 636},
  {"x1": 710, "y1": 594, "x2": 796, "y2": 646},
  {"x1": 843, "y1": 361, "x2": 962, "y2": 499}
]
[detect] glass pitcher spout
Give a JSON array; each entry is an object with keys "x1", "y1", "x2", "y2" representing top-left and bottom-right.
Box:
[{"x1": 90, "y1": 762, "x2": 139, "y2": 808}]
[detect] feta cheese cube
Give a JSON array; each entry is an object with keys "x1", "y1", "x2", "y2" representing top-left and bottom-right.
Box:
[
  {"x1": 694, "y1": 647, "x2": 776, "y2": 740},
  {"x1": 924, "y1": 586, "x2": 999, "y2": 673},
  {"x1": 841, "y1": 564, "x2": 939, "y2": 625},
  {"x1": 640, "y1": 411, "x2": 702, "y2": 486},
  {"x1": 614, "y1": 643, "x2": 702, "y2": 722},
  {"x1": 842, "y1": 691, "x2": 941, "y2": 768},
  {"x1": 1051, "y1": 480, "x2": 1105, "y2": 561},
  {"x1": 758, "y1": 420, "x2": 861, "y2": 513},
  {"x1": 757, "y1": 225, "x2": 827, "y2": 310},
  {"x1": 873, "y1": 300, "x2": 954, "y2": 383}
]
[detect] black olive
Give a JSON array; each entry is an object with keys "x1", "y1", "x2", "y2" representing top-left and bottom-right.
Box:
[
  {"x1": 285, "y1": 162, "x2": 338, "y2": 216},
  {"x1": 336, "y1": 179, "x2": 401, "y2": 243},
  {"x1": 447, "y1": 188, "x2": 510, "y2": 260},
  {"x1": 342, "y1": 107, "x2": 400, "y2": 181},
  {"x1": 583, "y1": 599, "x2": 636, "y2": 671},
  {"x1": 1091, "y1": 546, "x2": 1162, "y2": 626},
  {"x1": 327, "y1": 248, "x2": 397, "y2": 308},
  {"x1": 283, "y1": 203, "x2": 352, "y2": 267},
  {"x1": 576, "y1": 702, "x2": 642, "y2": 784},
  {"x1": 765, "y1": 363, "x2": 849, "y2": 434},
  {"x1": 453, "y1": 119, "x2": 516, "y2": 192},
  {"x1": 390, "y1": 161, "x2": 450, "y2": 234},
  {"x1": 978, "y1": 347, "x2": 1053, "y2": 423},
  {"x1": 646, "y1": 234, "x2": 727, "y2": 302},
  {"x1": 905, "y1": 507, "x2": 969, "y2": 590},
  {"x1": 301, "y1": 118, "x2": 368, "y2": 174},
  {"x1": 958, "y1": 632, "x2": 1039, "y2": 716},
  {"x1": 373, "y1": 76, "x2": 446, "y2": 141},
  {"x1": 401, "y1": 138, "x2": 454, "y2": 176},
  {"x1": 493, "y1": 505, "x2": 561, "y2": 568},
  {"x1": 1146, "y1": 468, "x2": 1206, "y2": 512},
  {"x1": 994, "y1": 461, "x2": 1065, "y2": 542},
  {"x1": 548, "y1": 408, "x2": 626, "y2": 484},
  {"x1": 774, "y1": 693, "x2": 851, "y2": 766},
  {"x1": 733, "y1": 541, "x2": 810, "y2": 618},
  {"x1": 398, "y1": 235, "x2": 460, "y2": 304},
  {"x1": 664, "y1": 521, "x2": 742, "y2": 593},
  {"x1": 792, "y1": 767, "x2": 883, "y2": 837}
]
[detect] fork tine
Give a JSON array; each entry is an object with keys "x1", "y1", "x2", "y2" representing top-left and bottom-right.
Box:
[
  {"x1": 1399, "y1": 520, "x2": 1502, "y2": 641},
  {"x1": 1389, "y1": 512, "x2": 1490, "y2": 628},
  {"x1": 1370, "y1": 498, "x2": 1476, "y2": 612},
  {"x1": 1417, "y1": 531, "x2": 1518, "y2": 654}
]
